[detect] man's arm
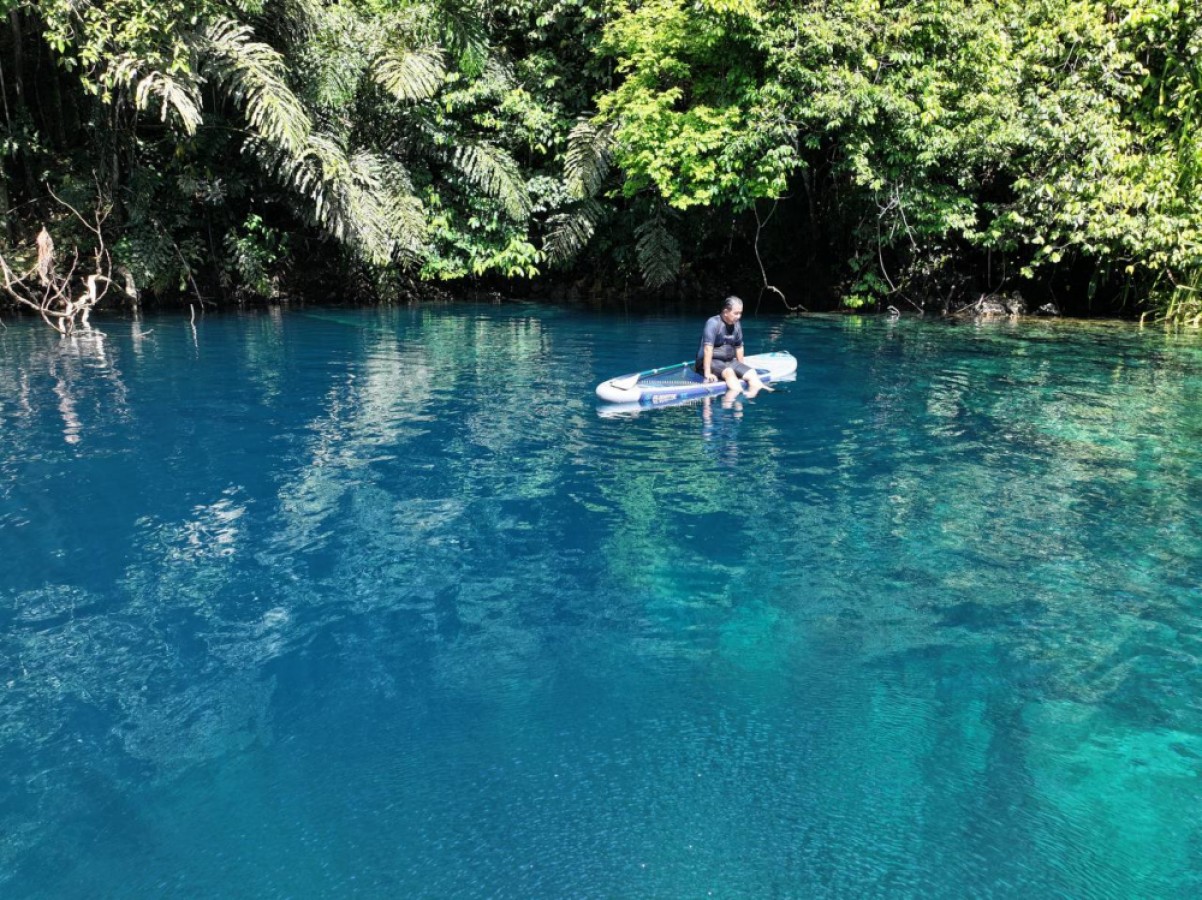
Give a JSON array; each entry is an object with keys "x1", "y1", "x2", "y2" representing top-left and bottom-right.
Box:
[{"x1": 702, "y1": 344, "x2": 716, "y2": 381}]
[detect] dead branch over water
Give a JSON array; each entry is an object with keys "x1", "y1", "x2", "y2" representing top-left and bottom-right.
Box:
[{"x1": 0, "y1": 189, "x2": 129, "y2": 334}]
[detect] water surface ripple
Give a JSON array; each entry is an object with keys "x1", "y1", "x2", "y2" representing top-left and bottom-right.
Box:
[{"x1": 1, "y1": 307, "x2": 1200, "y2": 897}]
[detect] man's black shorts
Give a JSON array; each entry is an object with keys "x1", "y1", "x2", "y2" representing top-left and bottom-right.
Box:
[{"x1": 696, "y1": 358, "x2": 752, "y2": 378}]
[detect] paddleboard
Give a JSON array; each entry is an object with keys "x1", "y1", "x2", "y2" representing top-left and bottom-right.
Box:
[{"x1": 595, "y1": 351, "x2": 797, "y2": 405}]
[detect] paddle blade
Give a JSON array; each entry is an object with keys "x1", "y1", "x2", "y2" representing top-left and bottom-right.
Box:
[{"x1": 608, "y1": 373, "x2": 640, "y2": 391}]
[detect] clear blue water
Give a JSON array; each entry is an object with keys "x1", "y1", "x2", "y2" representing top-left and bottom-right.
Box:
[{"x1": 2, "y1": 305, "x2": 1201, "y2": 898}]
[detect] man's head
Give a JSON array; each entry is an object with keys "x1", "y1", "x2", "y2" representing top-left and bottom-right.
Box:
[{"x1": 721, "y1": 295, "x2": 744, "y2": 324}]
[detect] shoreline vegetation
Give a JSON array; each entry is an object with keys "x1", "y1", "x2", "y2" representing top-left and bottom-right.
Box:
[
  {"x1": 0, "y1": 291, "x2": 1165, "y2": 333},
  {"x1": 1, "y1": 1, "x2": 1201, "y2": 329}
]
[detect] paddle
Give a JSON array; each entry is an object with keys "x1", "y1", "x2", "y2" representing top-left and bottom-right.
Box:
[
  {"x1": 608, "y1": 373, "x2": 641, "y2": 391},
  {"x1": 606, "y1": 360, "x2": 691, "y2": 393}
]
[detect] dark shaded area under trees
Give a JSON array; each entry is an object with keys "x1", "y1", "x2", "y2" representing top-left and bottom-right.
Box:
[{"x1": 1, "y1": 0, "x2": 1201, "y2": 327}]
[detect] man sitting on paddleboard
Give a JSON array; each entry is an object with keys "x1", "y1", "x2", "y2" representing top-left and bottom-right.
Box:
[{"x1": 696, "y1": 296, "x2": 767, "y2": 397}]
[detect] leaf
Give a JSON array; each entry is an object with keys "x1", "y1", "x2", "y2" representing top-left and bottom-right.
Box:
[
  {"x1": 197, "y1": 17, "x2": 312, "y2": 156},
  {"x1": 133, "y1": 70, "x2": 204, "y2": 136},
  {"x1": 374, "y1": 45, "x2": 446, "y2": 103},
  {"x1": 437, "y1": 0, "x2": 490, "y2": 77},
  {"x1": 544, "y1": 199, "x2": 605, "y2": 265},
  {"x1": 452, "y1": 142, "x2": 532, "y2": 221},
  {"x1": 251, "y1": 134, "x2": 427, "y2": 267},
  {"x1": 565, "y1": 118, "x2": 615, "y2": 199},
  {"x1": 634, "y1": 212, "x2": 680, "y2": 288}
]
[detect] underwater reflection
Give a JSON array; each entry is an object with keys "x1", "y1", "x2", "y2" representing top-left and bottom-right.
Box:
[
  {"x1": 2, "y1": 311, "x2": 1202, "y2": 898},
  {"x1": 0, "y1": 327, "x2": 131, "y2": 447},
  {"x1": 699, "y1": 392, "x2": 743, "y2": 468}
]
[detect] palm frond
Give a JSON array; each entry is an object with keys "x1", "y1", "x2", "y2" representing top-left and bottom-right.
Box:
[
  {"x1": 252, "y1": 134, "x2": 427, "y2": 266},
  {"x1": 106, "y1": 56, "x2": 204, "y2": 136},
  {"x1": 435, "y1": 0, "x2": 489, "y2": 77},
  {"x1": 267, "y1": 0, "x2": 324, "y2": 45},
  {"x1": 565, "y1": 118, "x2": 615, "y2": 200},
  {"x1": 635, "y1": 212, "x2": 680, "y2": 288},
  {"x1": 385, "y1": 192, "x2": 428, "y2": 262},
  {"x1": 198, "y1": 17, "x2": 312, "y2": 156},
  {"x1": 452, "y1": 141, "x2": 532, "y2": 221},
  {"x1": 134, "y1": 71, "x2": 204, "y2": 136},
  {"x1": 374, "y1": 45, "x2": 446, "y2": 102},
  {"x1": 544, "y1": 199, "x2": 605, "y2": 266},
  {"x1": 345, "y1": 148, "x2": 427, "y2": 262}
]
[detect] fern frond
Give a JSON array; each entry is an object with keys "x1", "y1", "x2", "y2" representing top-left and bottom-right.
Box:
[
  {"x1": 452, "y1": 142, "x2": 531, "y2": 221},
  {"x1": 374, "y1": 45, "x2": 446, "y2": 102},
  {"x1": 544, "y1": 199, "x2": 605, "y2": 266},
  {"x1": 198, "y1": 17, "x2": 312, "y2": 156},
  {"x1": 635, "y1": 213, "x2": 681, "y2": 288},
  {"x1": 566, "y1": 119, "x2": 615, "y2": 200}
]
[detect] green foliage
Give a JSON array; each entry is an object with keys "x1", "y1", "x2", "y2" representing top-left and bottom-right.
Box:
[
  {"x1": 5, "y1": 0, "x2": 1202, "y2": 317},
  {"x1": 420, "y1": 188, "x2": 544, "y2": 279},
  {"x1": 2, "y1": 0, "x2": 584, "y2": 298},
  {"x1": 543, "y1": 198, "x2": 605, "y2": 267},
  {"x1": 224, "y1": 213, "x2": 288, "y2": 297},
  {"x1": 633, "y1": 207, "x2": 680, "y2": 288},
  {"x1": 596, "y1": 0, "x2": 798, "y2": 211},
  {"x1": 749, "y1": 0, "x2": 1202, "y2": 316}
]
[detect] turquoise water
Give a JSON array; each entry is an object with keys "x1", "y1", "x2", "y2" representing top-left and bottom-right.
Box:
[{"x1": 1, "y1": 305, "x2": 1200, "y2": 897}]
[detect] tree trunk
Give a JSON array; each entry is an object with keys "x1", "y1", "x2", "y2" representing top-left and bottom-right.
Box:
[
  {"x1": 9, "y1": 11, "x2": 37, "y2": 201},
  {"x1": 42, "y1": 40, "x2": 68, "y2": 147},
  {"x1": 0, "y1": 170, "x2": 12, "y2": 246},
  {"x1": 8, "y1": 12, "x2": 24, "y2": 105}
]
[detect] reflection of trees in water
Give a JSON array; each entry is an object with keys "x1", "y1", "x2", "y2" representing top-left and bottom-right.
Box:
[
  {"x1": 241, "y1": 305, "x2": 288, "y2": 404},
  {"x1": 268, "y1": 308, "x2": 597, "y2": 698},
  {"x1": 2, "y1": 313, "x2": 1200, "y2": 893},
  {"x1": 0, "y1": 325, "x2": 130, "y2": 448},
  {"x1": 0, "y1": 310, "x2": 560, "y2": 874},
  {"x1": 0, "y1": 498, "x2": 279, "y2": 877},
  {"x1": 584, "y1": 390, "x2": 801, "y2": 666},
  {"x1": 700, "y1": 393, "x2": 743, "y2": 469}
]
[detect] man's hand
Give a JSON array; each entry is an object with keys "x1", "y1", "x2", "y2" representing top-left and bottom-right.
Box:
[{"x1": 704, "y1": 373, "x2": 717, "y2": 382}]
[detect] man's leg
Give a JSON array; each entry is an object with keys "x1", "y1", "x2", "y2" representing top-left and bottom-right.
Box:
[
  {"x1": 743, "y1": 367, "x2": 766, "y2": 397},
  {"x1": 722, "y1": 367, "x2": 743, "y2": 394}
]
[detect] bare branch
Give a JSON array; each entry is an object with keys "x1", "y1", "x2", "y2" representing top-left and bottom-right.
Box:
[
  {"x1": 0, "y1": 191, "x2": 120, "y2": 333},
  {"x1": 754, "y1": 201, "x2": 805, "y2": 313}
]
